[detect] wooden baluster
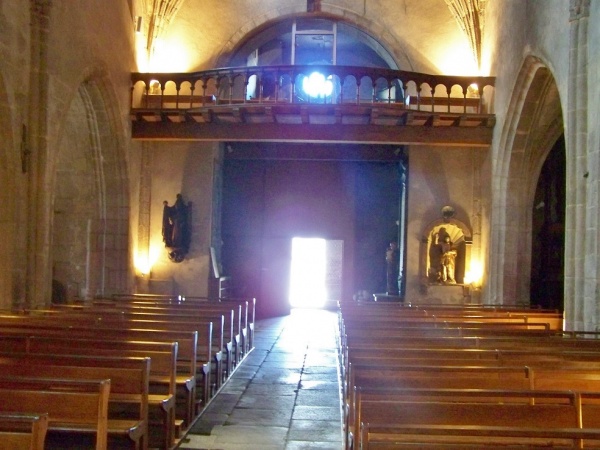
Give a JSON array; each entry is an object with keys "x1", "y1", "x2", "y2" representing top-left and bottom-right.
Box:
[
  {"x1": 201, "y1": 79, "x2": 208, "y2": 106},
  {"x1": 371, "y1": 78, "x2": 376, "y2": 104}
]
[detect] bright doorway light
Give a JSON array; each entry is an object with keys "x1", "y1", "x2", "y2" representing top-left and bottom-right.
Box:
[{"x1": 289, "y1": 237, "x2": 327, "y2": 308}]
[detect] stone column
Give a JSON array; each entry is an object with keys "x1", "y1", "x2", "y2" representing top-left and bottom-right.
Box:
[
  {"x1": 564, "y1": 0, "x2": 591, "y2": 330},
  {"x1": 136, "y1": 144, "x2": 152, "y2": 292},
  {"x1": 25, "y1": 0, "x2": 52, "y2": 308}
]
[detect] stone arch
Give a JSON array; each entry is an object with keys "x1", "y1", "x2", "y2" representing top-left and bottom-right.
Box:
[
  {"x1": 215, "y1": 9, "x2": 417, "y2": 71},
  {"x1": 489, "y1": 55, "x2": 564, "y2": 306},
  {"x1": 50, "y1": 71, "x2": 130, "y2": 302}
]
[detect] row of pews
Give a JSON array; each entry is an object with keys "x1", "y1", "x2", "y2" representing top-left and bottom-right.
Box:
[
  {"x1": 0, "y1": 294, "x2": 256, "y2": 449},
  {"x1": 338, "y1": 301, "x2": 600, "y2": 449}
]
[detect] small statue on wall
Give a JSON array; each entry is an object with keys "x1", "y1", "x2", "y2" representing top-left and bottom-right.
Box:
[
  {"x1": 423, "y1": 205, "x2": 470, "y2": 287},
  {"x1": 439, "y1": 235, "x2": 458, "y2": 284},
  {"x1": 429, "y1": 226, "x2": 458, "y2": 284},
  {"x1": 385, "y1": 241, "x2": 400, "y2": 295},
  {"x1": 162, "y1": 193, "x2": 191, "y2": 263}
]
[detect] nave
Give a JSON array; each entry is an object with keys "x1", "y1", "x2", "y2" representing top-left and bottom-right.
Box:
[{"x1": 179, "y1": 308, "x2": 344, "y2": 450}]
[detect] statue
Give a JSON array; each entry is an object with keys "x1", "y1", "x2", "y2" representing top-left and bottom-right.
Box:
[
  {"x1": 439, "y1": 235, "x2": 457, "y2": 284},
  {"x1": 385, "y1": 241, "x2": 399, "y2": 295},
  {"x1": 162, "y1": 194, "x2": 191, "y2": 263}
]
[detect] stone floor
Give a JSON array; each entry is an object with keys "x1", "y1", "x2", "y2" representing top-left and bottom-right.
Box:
[{"x1": 177, "y1": 308, "x2": 344, "y2": 450}]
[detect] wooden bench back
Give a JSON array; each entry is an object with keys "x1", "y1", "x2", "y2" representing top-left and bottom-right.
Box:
[
  {"x1": 0, "y1": 325, "x2": 201, "y2": 426},
  {"x1": 0, "y1": 377, "x2": 110, "y2": 450},
  {"x1": 25, "y1": 337, "x2": 176, "y2": 393},
  {"x1": 0, "y1": 413, "x2": 48, "y2": 450}
]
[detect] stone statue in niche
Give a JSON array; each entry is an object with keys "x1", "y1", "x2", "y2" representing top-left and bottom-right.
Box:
[
  {"x1": 162, "y1": 193, "x2": 191, "y2": 263},
  {"x1": 385, "y1": 241, "x2": 400, "y2": 295},
  {"x1": 429, "y1": 225, "x2": 460, "y2": 284},
  {"x1": 439, "y1": 234, "x2": 458, "y2": 284}
]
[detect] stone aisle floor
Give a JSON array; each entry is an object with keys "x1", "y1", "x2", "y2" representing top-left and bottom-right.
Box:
[{"x1": 177, "y1": 308, "x2": 343, "y2": 450}]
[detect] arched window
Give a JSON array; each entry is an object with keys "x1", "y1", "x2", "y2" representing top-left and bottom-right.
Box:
[{"x1": 229, "y1": 18, "x2": 401, "y2": 103}]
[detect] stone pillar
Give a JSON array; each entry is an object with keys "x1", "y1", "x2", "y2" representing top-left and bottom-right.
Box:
[
  {"x1": 136, "y1": 144, "x2": 152, "y2": 292},
  {"x1": 25, "y1": 0, "x2": 52, "y2": 308},
  {"x1": 564, "y1": 0, "x2": 591, "y2": 330}
]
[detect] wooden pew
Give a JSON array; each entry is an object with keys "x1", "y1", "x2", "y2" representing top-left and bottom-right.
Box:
[
  {"x1": 108, "y1": 294, "x2": 256, "y2": 356},
  {"x1": 346, "y1": 387, "x2": 600, "y2": 448},
  {"x1": 339, "y1": 302, "x2": 564, "y2": 331},
  {"x1": 51, "y1": 301, "x2": 242, "y2": 372},
  {"x1": 349, "y1": 387, "x2": 581, "y2": 448},
  {"x1": 338, "y1": 302, "x2": 600, "y2": 449},
  {"x1": 0, "y1": 413, "x2": 48, "y2": 450},
  {"x1": 345, "y1": 363, "x2": 600, "y2": 449},
  {"x1": 121, "y1": 295, "x2": 255, "y2": 357},
  {"x1": 344, "y1": 363, "x2": 531, "y2": 443},
  {"x1": 29, "y1": 308, "x2": 228, "y2": 390},
  {"x1": 335, "y1": 301, "x2": 600, "y2": 449},
  {"x1": 18, "y1": 306, "x2": 217, "y2": 395},
  {"x1": 360, "y1": 423, "x2": 600, "y2": 449},
  {"x1": 0, "y1": 354, "x2": 149, "y2": 449},
  {"x1": 0, "y1": 377, "x2": 110, "y2": 450},
  {"x1": 357, "y1": 390, "x2": 600, "y2": 449},
  {"x1": 22, "y1": 338, "x2": 176, "y2": 449},
  {"x1": 0, "y1": 324, "x2": 200, "y2": 428}
]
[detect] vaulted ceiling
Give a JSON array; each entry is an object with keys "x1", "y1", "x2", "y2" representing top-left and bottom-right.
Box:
[{"x1": 134, "y1": 0, "x2": 487, "y2": 76}]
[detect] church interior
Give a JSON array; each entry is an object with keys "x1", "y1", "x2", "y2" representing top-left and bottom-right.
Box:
[{"x1": 0, "y1": 0, "x2": 599, "y2": 448}]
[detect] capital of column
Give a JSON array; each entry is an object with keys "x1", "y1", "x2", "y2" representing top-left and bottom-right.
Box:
[
  {"x1": 569, "y1": 0, "x2": 590, "y2": 21},
  {"x1": 31, "y1": 0, "x2": 52, "y2": 17}
]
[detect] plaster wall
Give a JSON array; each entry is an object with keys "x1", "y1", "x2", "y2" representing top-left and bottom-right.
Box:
[
  {"x1": 486, "y1": 0, "x2": 569, "y2": 156},
  {"x1": 144, "y1": 142, "x2": 219, "y2": 297},
  {"x1": 46, "y1": 1, "x2": 134, "y2": 149}
]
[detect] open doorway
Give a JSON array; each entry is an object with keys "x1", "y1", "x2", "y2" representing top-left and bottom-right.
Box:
[
  {"x1": 289, "y1": 237, "x2": 343, "y2": 309},
  {"x1": 530, "y1": 135, "x2": 565, "y2": 311}
]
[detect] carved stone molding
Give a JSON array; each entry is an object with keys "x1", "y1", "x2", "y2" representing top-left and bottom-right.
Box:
[
  {"x1": 444, "y1": 0, "x2": 487, "y2": 69},
  {"x1": 143, "y1": 0, "x2": 186, "y2": 58}
]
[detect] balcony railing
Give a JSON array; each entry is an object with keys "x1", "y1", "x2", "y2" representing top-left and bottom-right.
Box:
[
  {"x1": 132, "y1": 64, "x2": 493, "y2": 110},
  {"x1": 130, "y1": 65, "x2": 495, "y2": 145}
]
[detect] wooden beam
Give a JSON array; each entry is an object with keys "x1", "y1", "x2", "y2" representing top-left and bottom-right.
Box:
[{"x1": 131, "y1": 121, "x2": 492, "y2": 147}]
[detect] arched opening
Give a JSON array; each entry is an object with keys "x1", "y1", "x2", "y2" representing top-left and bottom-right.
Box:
[
  {"x1": 52, "y1": 79, "x2": 129, "y2": 302},
  {"x1": 229, "y1": 18, "x2": 399, "y2": 69},
  {"x1": 530, "y1": 135, "x2": 565, "y2": 310},
  {"x1": 492, "y1": 59, "x2": 564, "y2": 307},
  {"x1": 227, "y1": 17, "x2": 403, "y2": 104}
]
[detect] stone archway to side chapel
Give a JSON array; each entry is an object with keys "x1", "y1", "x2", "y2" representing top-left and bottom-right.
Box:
[
  {"x1": 490, "y1": 57, "x2": 564, "y2": 307},
  {"x1": 51, "y1": 77, "x2": 129, "y2": 303}
]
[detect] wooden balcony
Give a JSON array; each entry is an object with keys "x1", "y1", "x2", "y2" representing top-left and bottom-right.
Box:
[{"x1": 131, "y1": 65, "x2": 495, "y2": 147}]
